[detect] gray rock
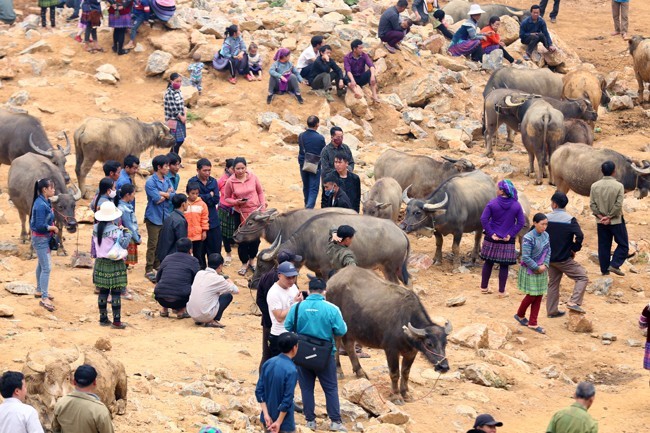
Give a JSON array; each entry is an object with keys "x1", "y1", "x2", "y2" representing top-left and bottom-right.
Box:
[
  {"x1": 446, "y1": 296, "x2": 466, "y2": 307},
  {"x1": 410, "y1": 122, "x2": 428, "y2": 139},
  {"x1": 180, "y1": 381, "x2": 210, "y2": 397},
  {"x1": 463, "y1": 363, "x2": 511, "y2": 389},
  {"x1": 439, "y1": 71, "x2": 463, "y2": 84},
  {"x1": 588, "y1": 277, "x2": 612, "y2": 296},
  {"x1": 145, "y1": 50, "x2": 173, "y2": 76},
  {"x1": 96, "y1": 64, "x2": 120, "y2": 80},
  {"x1": 402, "y1": 108, "x2": 424, "y2": 124},
  {"x1": 601, "y1": 333, "x2": 617, "y2": 341},
  {"x1": 339, "y1": 398, "x2": 369, "y2": 423},
  {"x1": 8, "y1": 90, "x2": 29, "y2": 106},
  {"x1": 94, "y1": 72, "x2": 117, "y2": 85},
  {"x1": 626, "y1": 339, "x2": 642, "y2": 347},
  {"x1": 199, "y1": 397, "x2": 221, "y2": 415},
  {"x1": 609, "y1": 95, "x2": 634, "y2": 111},
  {"x1": 18, "y1": 40, "x2": 52, "y2": 55},
  {"x1": 380, "y1": 93, "x2": 404, "y2": 111},
  {"x1": 482, "y1": 49, "x2": 504, "y2": 71},
  {"x1": 18, "y1": 55, "x2": 46, "y2": 76},
  {"x1": 5, "y1": 281, "x2": 36, "y2": 295}
]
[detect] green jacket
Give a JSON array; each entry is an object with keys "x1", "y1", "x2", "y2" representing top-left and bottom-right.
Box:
[
  {"x1": 589, "y1": 176, "x2": 624, "y2": 225},
  {"x1": 326, "y1": 240, "x2": 357, "y2": 270},
  {"x1": 52, "y1": 391, "x2": 114, "y2": 433},
  {"x1": 546, "y1": 402, "x2": 598, "y2": 433}
]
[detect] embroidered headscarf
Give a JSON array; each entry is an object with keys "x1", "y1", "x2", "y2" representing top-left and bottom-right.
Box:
[
  {"x1": 498, "y1": 179, "x2": 518, "y2": 200},
  {"x1": 273, "y1": 47, "x2": 290, "y2": 61}
]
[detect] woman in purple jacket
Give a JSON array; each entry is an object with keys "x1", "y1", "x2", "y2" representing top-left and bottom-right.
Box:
[{"x1": 479, "y1": 179, "x2": 525, "y2": 297}]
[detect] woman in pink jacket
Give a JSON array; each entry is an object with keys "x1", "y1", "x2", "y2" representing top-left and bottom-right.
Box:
[{"x1": 222, "y1": 157, "x2": 267, "y2": 276}]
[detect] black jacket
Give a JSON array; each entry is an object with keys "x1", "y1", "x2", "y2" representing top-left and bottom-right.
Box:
[
  {"x1": 322, "y1": 188, "x2": 352, "y2": 210},
  {"x1": 156, "y1": 209, "x2": 188, "y2": 262},
  {"x1": 320, "y1": 142, "x2": 355, "y2": 180},
  {"x1": 309, "y1": 56, "x2": 345, "y2": 84},
  {"x1": 546, "y1": 209, "x2": 583, "y2": 263},
  {"x1": 154, "y1": 252, "x2": 200, "y2": 300},
  {"x1": 298, "y1": 129, "x2": 327, "y2": 168},
  {"x1": 321, "y1": 171, "x2": 361, "y2": 211}
]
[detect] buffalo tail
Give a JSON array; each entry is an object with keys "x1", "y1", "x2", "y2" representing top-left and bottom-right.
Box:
[{"x1": 401, "y1": 235, "x2": 411, "y2": 285}]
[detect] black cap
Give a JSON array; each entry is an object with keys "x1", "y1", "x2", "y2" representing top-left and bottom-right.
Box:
[
  {"x1": 74, "y1": 365, "x2": 98, "y2": 387},
  {"x1": 278, "y1": 250, "x2": 303, "y2": 264},
  {"x1": 474, "y1": 414, "x2": 503, "y2": 428},
  {"x1": 309, "y1": 278, "x2": 327, "y2": 292},
  {"x1": 337, "y1": 225, "x2": 355, "y2": 239}
]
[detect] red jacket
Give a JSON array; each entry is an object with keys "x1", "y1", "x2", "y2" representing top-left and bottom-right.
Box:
[{"x1": 480, "y1": 25, "x2": 501, "y2": 49}]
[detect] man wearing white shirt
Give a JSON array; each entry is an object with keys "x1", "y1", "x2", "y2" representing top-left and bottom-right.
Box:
[
  {"x1": 187, "y1": 253, "x2": 239, "y2": 328},
  {"x1": 0, "y1": 371, "x2": 44, "y2": 433},
  {"x1": 296, "y1": 35, "x2": 324, "y2": 82},
  {"x1": 266, "y1": 261, "x2": 303, "y2": 357}
]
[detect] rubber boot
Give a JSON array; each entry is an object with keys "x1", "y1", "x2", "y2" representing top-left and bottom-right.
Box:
[
  {"x1": 41, "y1": 8, "x2": 47, "y2": 27},
  {"x1": 50, "y1": 6, "x2": 56, "y2": 28}
]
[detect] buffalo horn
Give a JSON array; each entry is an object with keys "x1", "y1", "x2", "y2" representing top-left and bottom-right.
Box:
[
  {"x1": 62, "y1": 131, "x2": 71, "y2": 156},
  {"x1": 643, "y1": 160, "x2": 650, "y2": 168},
  {"x1": 505, "y1": 6, "x2": 523, "y2": 16},
  {"x1": 423, "y1": 193, "x2": 449, "y2": 211},
  {"x1": 631, "y1": 162, "x2": 650, "y2": 175},
  {"x1": 69, "y1": 345, "x2": 84, "y2": 371},
  {"x1": 402, "y1": 185, "x2": 413, "y2": 205},
  {"x1": 253, "y1": 213, "x2": 270, "y2": 222},
  {"x1": 70, "y1": 184, "x2": 82, "y2": 201},
  {"x1": 50, "y1": 195, "x2": 59, "y2": 203},
  {"x1": 260, "y1": 234, "x2": 282, "y2": 261},
  {"x1": 406, "y1": 322, "x2": 426, "y2": 338},
  {"x1": 26, "y1": 360, "x2": 46, "y2": 373},
  {"x1": 432, "y1": 316, "x2": 453, "y2": 334},
  {"x1": 440, "y1": 155, "x2": 458, "y2": 164},
  {"x1": 29, "y1": 133, "x2": 53, "y2": 157}
]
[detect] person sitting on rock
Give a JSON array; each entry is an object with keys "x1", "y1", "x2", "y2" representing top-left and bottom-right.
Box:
[
  {"x1": 212, "y1": 24, "x2": 250, "y2": 85},
  {"x1": 519, "y1": 4, "x2": 556, "y2": 61},
  {"x1": 267, "y1": 48, "x2": 304, "y2": 105},
  {"x1": 448, "y1": 3, "x2": 487, "y2": 62},
  {"x1": 413, "y1": 1, "x2": 454, "y2": 40},
  {"x1": 378, "y1": 0, "x2": 409, "y2": 53},
  {"x1": 344, "y1": 39, "x2": 379, "y2": 103},
  {"x1": 154, "y1": 237, "x2": 200, "y2": 319},
  {"x1": 322, "y1": 174, "x2": 352, "y2": 210},
  {"x1": 296, "y1": 35, "x2": 323, "y2": 82},
  {"x1": 308, "y1": 45, "x2": 347, "y2": 101},
  {"x1": 481, "y1": 16, "x2": 519, "y2": 64}
]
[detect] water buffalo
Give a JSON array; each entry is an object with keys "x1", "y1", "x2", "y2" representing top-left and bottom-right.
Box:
[
  {"x1": 374, "y1": 149, "x2": 475, "y2": 199},
  {"x1": 550, "y1": 143, "x2": 650, "y2": 199},
  {"x1": 401, "y1": 170, "x2": 495, "y2": 267},
  {"x1": 628, "y1": 35, "x2": 650, "y2": 102},
  {"x1": 562, "y1": 69, "x2": 610, "y2": 108},
  {"x1": 9, "y1": 154, "x2": 81, "y2": 255},
  {"x1": 521, "y1": 100, "x2": 565, "y2": 185},
  {"x1": 328, "y1": 266, "x2": 451, "y2": 404},
  {"x1": 563, "y1": 119, "x2": 594, "y2": 145},
  {"x1": 443, "y1": 0, "x2": 530, "y2": 28},
  {"x1": 255, "y1": 213, "x2": 410, "y2": 284},
  {"x1": 362, "y1": 177, "x2": 402, "y2": 222},
  {"x1": 74, "y1": 117, "x2": 174, "y2": 195},
  {"x1": 0, "y1": 110, "x2": 72, "y2": 183},
  {"x1": 483, "y1": 68, "x2": 564, "y2": 100}
]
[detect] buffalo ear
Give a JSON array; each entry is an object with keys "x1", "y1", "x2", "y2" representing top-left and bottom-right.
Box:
[
  {"x1": 445, "y1": 321, "x2": 453, "y2": 334},
  {"x1": 378, "y1": 203, "x2": 392, "y2": 210}
]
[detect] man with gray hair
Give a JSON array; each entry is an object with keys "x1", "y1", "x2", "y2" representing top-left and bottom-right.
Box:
[{"x1": 546, "y1": 382, "x2": 598, "y2": 433}]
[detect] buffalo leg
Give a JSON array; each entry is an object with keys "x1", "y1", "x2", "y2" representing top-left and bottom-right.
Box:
[
  {"x1": 535, "y1": 149, "x2": 546, "y2": 185},
  {"x1": 77, "y1": 158, "x2": 96, "y2": 198},
  {"x1": 433, "y1": 232, "x2": 444, "y2": 265},
  {"x1": 452, "y1": 233, "x2": 462, "y2": 268},
  {"x1": 381, "y1": 265, "x2": 399, "y2": 284},
  {"x1": 19, "y1": 210, "x2": 28, "y2": 244},
  {"x1": 343, "y1": 335, "x2": 367, "y2": 379},
  {"x1": 506, "y1": 126, "x2": 516, "y2": 144},
  {"x1": 472, "y1": 231, "x2": 482, "y2": 264},
  {"x1": 385, "y1": 348, "x2": 403, "y2": 404},
  {"x1": 335, "y1": 337, "x2": 344, "y2": 379},
  {"x1": 56, "y1": 223, "x2": 67, "y2": 256},
  {"x1": 399, "y1": 351, "x2": 418, "y2": 402}
]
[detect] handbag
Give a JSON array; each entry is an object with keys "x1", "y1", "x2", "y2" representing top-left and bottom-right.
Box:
[
  {"x1": 299, "y1": 133, "x2": 321, "y2": 174},
  {"x1": 166, "y1": 119, "x2": 178, "y2": 131},
  {"x1": 212, "y1": 52, "x2": 230, "y2": 70},
  {"x1": 291, "y1": 302, "x2": 333, "y2": 372},
  {"x1": 106, "y1": 240, "x2": 128, "y2": 261},
  {"x1": 49, "y1": 235, "x2": 59, "y2": 251}
]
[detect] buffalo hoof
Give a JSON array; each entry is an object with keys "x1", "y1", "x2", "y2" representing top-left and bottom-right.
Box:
[
  {"x1": 402, "y1": 392, "x2": 414, "y2": 403},
  {"x1": 337, "y1": 369, "x2": 344, "y2": 380},
  {"x1": 534, "y1": 180, "x2": 543, "y2": 185},
  {"x1": 56, "y1": 250, "x2": 68, "y2": 257},
  {"x1": 355, "y1": 368, "x2": 369, "y2": 379},
  {"x1": 389, "y1": 394, "x2": 405, "y2": 405}
]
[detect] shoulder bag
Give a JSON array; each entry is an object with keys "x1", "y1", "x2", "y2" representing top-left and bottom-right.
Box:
[
  {"x1": 291, "y1": 301, "x2": 333, "y2": 372},
  {"x1": 299, "y1": 132, "x2": 321, "y2": 174}
]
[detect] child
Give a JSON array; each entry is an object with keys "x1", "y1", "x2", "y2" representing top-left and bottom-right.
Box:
[
  {"x1": 515, "y1": 213, "x2": 550, "y2": 334},
  {"x1": 247, "y1": 42, "x2": 262, "y2": 81},
  {"x1": 640, "y1": 302, "x2": 650, "y2": 373},
  {"x1": 185, "y1": 182, "x2": 209, "y2": 269},
  {"x1": 188, "y1": 52, "x2": 205, "y2": 94},
  {"x1": 117, "y1": 184, "x2": 139, "y2": 301}
]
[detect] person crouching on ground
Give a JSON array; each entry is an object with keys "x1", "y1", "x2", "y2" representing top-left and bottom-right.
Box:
[
  {"x1": 448, "y1": 3, "x2": 486, "y2": 62},
  {"x1": 154, "y1": 237, "x2": 200, "y2": 319}
]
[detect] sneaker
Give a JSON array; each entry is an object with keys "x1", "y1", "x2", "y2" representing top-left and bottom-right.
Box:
[
  {"x1": 111, "y1": 322, "x2": 127, "y2": 329},
  {"x1": 99, "y1": 320, "x2": 111, "y2": 327},
  {"x1": 74, "y1": 35, "x2": 82, "y2": 43},
  {"x1": 295, "y1": 93, "x2": 304, "y2": 104},
  {"x1": 567, "y1": 304, "x2": 586, "y2": 314},
  {"x1": 330, "y1": 422, "x2": 348, "y2": 432},
  {"x1": 383, "y1": 42, "x2": 396, "y2": 54},
  {"x1": 228, "y1": 77, "x2": 237, "y2": 85},
  {"x1": 548, "y1": 311, "x2": 566, "y2": 318},
  {"x1": 246, "y1": 73, "x2": 254, "y2": 82},
  {"x1": 305, "y1": 421, "x2": 317, "y2": 430},
  {"x1": 607, "y1": 266, "x2": 625, "y2": 276},
  {"x1": 266, "y1": 94, "x2": 274, "y2": 105}
]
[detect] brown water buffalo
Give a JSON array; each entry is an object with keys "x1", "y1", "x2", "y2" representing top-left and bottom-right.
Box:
[
  {"x1": 9, "y1": 154, "x2": 81, "y2": 255},
  {"x1": 563, "y1": 119, "x2": 594, "y2": 145},
  {"x1": 374, "y1": 149, "x2": 475, "y2": 199},
  {"x1": 362, "y1": 177, "x2": 402, "y2": 222},
  {"x1": 629, "y1": 36, "x2": 650, "y2": 102},
  {"x1": 74, "y1": 117, "x2": 174, "y2": 195},
  {"x1": 401, "y1": 170, "x2": 495, "y2": 267},
  {"x1": 483, "y1": 68, "x2": 564, "y2": 100},
  {"x1": 520, "y1": 100, "x2": 565, "y2": 185},
  {"x1": 0, "y1": 110, "x2": 71, "y2": 183},
  {"x1": 327, "y1": 266, "x2": 451, "y2": 405},
  {"x1": 443, "y1": 0, "x2": 530, "y2": 28},
  {"x1": 562, "y1": 69, "x2": 610, "y2": 108},
  {"x1": 550, "y1": 143, "x2": 650, "y2": 198}
]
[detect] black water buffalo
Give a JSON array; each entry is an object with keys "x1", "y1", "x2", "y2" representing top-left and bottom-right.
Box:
[
  {"x1": 254, "y1": 213, "x2": 410, "y2": 284},
  {"x1": 0, "y1": 110, "x2": 72, "y2": 183},
  {"x1": 374, "y1": 149, "x2": 475, "y2": 199},
  {"x1": 563, "y1": 119, "x2": 594, "y2": 145},
  {"x1": 362, "y1": 177, "x2": 402, "y2": 222},
  {"x1": 74, "y1": 117, "x2": 175, "y2": 195},
  {"x1": 9, "y1": 154, "x2": 81, "y2": 255},
  {"x1": 327, "y1": 266, "x2": 451, "y2": 405},
  {"x1": 443, "y1": 0, "x2": 530, "y2": 28},
  {"x1": 401, "y1": 170, "x2": 495, "y2": 267},
  {"x1": 483, "y1": 68, "x2": 564, "y2": 100},
  {"x1": 550, "y1": 143, "x2": 650, "y2": 199},
  {"x1": 521, "y1": 100, "x2": 565, "y2": 185}
]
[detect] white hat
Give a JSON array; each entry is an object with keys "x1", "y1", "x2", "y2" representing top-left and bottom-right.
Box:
[
  {"x1": 94, "y1": 201, "x2": 122, "y2": 222},
  {"x1": 467, "y1": 4, "x2": 486, "y2": 15}
]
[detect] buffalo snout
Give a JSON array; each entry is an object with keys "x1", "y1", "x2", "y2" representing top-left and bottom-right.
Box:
[
  {"x1": 435, "y1": 358, "x2": 450, "y2": 373},
  {"x1": 65, "y1": 220, "x2": 78, "y2": 233}
]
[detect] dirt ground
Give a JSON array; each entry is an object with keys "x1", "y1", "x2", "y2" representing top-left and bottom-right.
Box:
[{"x1": 0, "y1": 0, "x2": 649, "y2": 432}]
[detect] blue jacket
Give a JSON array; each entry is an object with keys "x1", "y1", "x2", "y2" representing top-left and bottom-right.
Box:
[
  {"x1": 255, "y1": 354, "x2": 297, "y2": 433},
  {"x1": 519, "y1": 16, "x2": 552, "y2": 45},
  {"x1": 220, "y1": 36, "x2": 246, "y2": 59},
  {"x1": 30, "y1": 195, "x2": 54, "y2": 234},
  {"x1": 187, "y1": 175, "x2": 220, "y2": 229},
  {"x1": 298, "y1": 129, "x2": 326, "y2": 168},
  {"x1": 284, "y1": 294, "x2": 347, "y2": 355},
  {"x1": 144, "y1": 174, "x2": 176, "y2": 226},
  {"x1": 117, "y1": 200, "x2": 141, "y2": 243},
  {"x1": 115, "y1": 170, "x2": 132, "y2": 192}
]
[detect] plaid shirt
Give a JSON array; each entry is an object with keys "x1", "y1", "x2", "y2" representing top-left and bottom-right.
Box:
[{"x1": 163, "y1": 86, "x2": 184, "y2": 120}]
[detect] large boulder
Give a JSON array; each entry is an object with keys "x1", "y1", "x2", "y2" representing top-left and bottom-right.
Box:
[
  {"x1": 268, "y1": 119, "x2": 304, "y2": 144},
  {"x1": 402, "y1": 74, "x2": 443, "y2": 107},
  {"x1": 145, "y1": 51, "x2": 173, "y2": 76},
  {"x1": 449, "y1": 323, "x2": 489, "y2": 349},
  {"x1": 342, "y1": 378, "x2": 389, "y2": 416},
  {"x1": 149, "y1": 32, "x2": 191, "y2": 58},
  {"x1": 344, "y1": 91, "x2": 371, "y2": 119},
  {"x1": 463, "y1": 363, "x2": 513, "y2": 389},
  {"x1": 498, "y1": 15, "x2": 520, "y2": 46}
]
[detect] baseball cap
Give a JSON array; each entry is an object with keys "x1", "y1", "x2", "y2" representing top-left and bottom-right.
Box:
[
  {"x1": 74, "y1": 364, "x2": 98, "y2": 387},
  {"x1": 474, "y1": 414, "x2": 503, "y2": 428},
  {"x1": 337, "y1": 225, "x2": 355, "y2": 239},
  {"x1": 278, "y1": 261, "x2": 299, "y2": 277},
  {"x1": 278, "y1": 250, "x2": 303, "y2": 264}
]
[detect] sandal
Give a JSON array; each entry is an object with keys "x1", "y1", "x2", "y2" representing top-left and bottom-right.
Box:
[
  {"x1": 481, "y1": 288, "x2": 493, "y2": 294},
  {"x1": 34, "y1": 293, "x2": 54, "y2": 300},
  {"x1": 237, "y1": 266, "x2": 247, "y2": 276},
  {"x1": 160, "y1": 311, "x2": 169, "y2": 318},
  {"x1": 39, "y1": 301, "x2": 55, "y2": 312},
  {"x1": 122, "y1": 289, "x2": 134, "y2": 300},
  {"x1": 204, "y1": 321, "x2": 225, "y2": 328},
  {"x1": 528, "y1": 325, "x2": 546, "y2": 334},
  {"x1": 177, "y1": 311, "x2": 190, "y2": 319},
  {"x1": 514, "y1": 314, "x2": 529, "y2": 326},
  {"x1": 248, "y1": 264, "x2": 256, "y2": 273},
  {"x1": 224, "y1": 256, "x2": 232, "y2": 265},
  {"x1": 498, "y1": 292, "x2": 510, "y2": 298}
]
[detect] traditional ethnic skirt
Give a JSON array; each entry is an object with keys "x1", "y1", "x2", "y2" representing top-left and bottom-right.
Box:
[
  {"x1": 173, "y1": 120, "x2": 186, "y2": 142},
  {"x1": 480, "y1": 237, "x2": 517, "y2": 265},
  {"x1": 644, "y1": 342, "x2": 650, "y2": 370},
  {"x1": 517, "y1": 267, "x2": 548, "y2": 296},
  {"x1": 448, "y1": 39, "x2": 481, "y2": 57},
  {"x1": 483, "y1": 44, "x2": 501, "y2": 55},
  {"x1": 93, "y1": 257, "x2": 128, "y2": 290},
  {"x1": 218, "y1": 205, "x2": 240, "y2": 240},
  {"x1": 39, "y1": 0, "x2": 60, "y2": 8},
  {"x1": 108, "y1": 12, "x2": 132, "y2": 28},
  {"x1": 151, "y1": 0, "x2": 175, "y2": 22},
  {"x1": 125, "y1": 240, "x2": 138, "y2": 265}
]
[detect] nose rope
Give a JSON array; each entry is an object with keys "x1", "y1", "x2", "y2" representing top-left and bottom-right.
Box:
[
  {"x1": 401, "y1": 214, "x2": 432, "y2": 232},
  {"x1": 422, "y1": 345, "x2": 447, "y2": 367},
  {"x1": 52, "y1": 207, "x2": 76, "y2": 225}
]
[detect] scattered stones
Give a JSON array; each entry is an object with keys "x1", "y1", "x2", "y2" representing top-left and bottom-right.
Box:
[
  {"x1": 588, "y1": 277, "x2": 612, "y2": 296},
  {"x1": 567, "y1": 311, "x2": 593, "y2": 333},
  {"x1": 455, "y1": 404, "x2": 477, "y2": 418},
  {"x1": 402, "y1": 108, "x2": 424, "y2": 124},
  {"x1": 435, "y1": 54, "x2": 468, "y2": 72},
  {"x1": 377, "y1": 406, "x2": 410, "y2": 425},
  {"x1": 4, "y1": 282, "x2": 36, "y2": 295},
  {"x1": 342, "y1": 378, "x2": 389, "y2": 416},
  {"x1": 96, "y1": 64, "x2": 120, "y2": 80},
  {"x1": 345, "y1": 91, "x2": 370, "y2": 118},
  {"x1": 601, "y1": 333, "x2": 617, "y2": 342},
  {"x1": 409, "y1": 122, "x2": 428, "y2": 139},
  {"x1": 482, "y1": 49, "x2": 504, "y2": 71},
  {"x1": 608, "y1": 95, "x2": 634, "y2": 111},
  {"x1": 180, "y1": 381, "x2": 211, "y2": 397},
  {"x1": 380, "y1": 93, "x2": 404, "y2": 110},
  {"x1": 145, "y1": 50, "x2": 173, "y2": 76},
  {"x1": 149, "y1": 32, "x2": 191, "y2": 58},
  {"x1": 339, "y1": 398, "x2": 369, "y2": 423},
  {"x1": 434, "y1": 128, "x2": 471, "y2": 149},
  {"x1": 268, "y1": 118, "x2": 303, "y2": 143},
  {"x1": 463, "y1": 363, "x2": 512, "y2": 389},
  {"x1": 0, "y1": 241, "x2": 19, "y2": 257},
  {"x1": 626, "y1": 339, "x2": 642, "y2": 347},
  {"x1": 199, "y1": 397, "x2": 221, "y2": 415},
  {"x1": 402, "y1": 74, "x2": 443, "y2": 107},
  {"x1": 446, "y1": 296, "x2": 466, "y2": 307},
  {"x1": 0, "y1": 304, "x2": 15, "y2": 317},
  {"x1": 408, "y1": 253, "x2": 433, "y2": 270},
  {"x1": 94, "y1": 72, "x2": 117, "y2": 85},
  {"x1": 8, "y1": 90, "x2": 29, "y2": 106},
  {"x1": 94, "y1": 337, "x2": 112, "y2": 351},
  {"x1": 0, "y1": 58, "x2": 15, "y2": 79},
  {"x1": 450, "y1": 324, "x2": 489, "y2": 349}
]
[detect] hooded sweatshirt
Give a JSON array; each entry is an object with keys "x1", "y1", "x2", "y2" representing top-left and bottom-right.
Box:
[{"x1": 480, "y1": 196, "x2": 525, "y2": 240}]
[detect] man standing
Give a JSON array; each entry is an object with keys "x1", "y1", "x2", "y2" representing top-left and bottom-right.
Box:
[
  {"x1": 378, "y1": 0, "x2": 409, "y2": 54},
  {"x1": 546, "y1": 382, "x2": 598, "y2": 433},
  {"x1": 296, "y1": 35, "x2": 324, "y2": 82},
  {"x1": 519, "y1": 4, "x2": 556, "y2": 60},
  {"x1": 611, "y1": 0, "x2": 629, "y2": 40},
  {"x1": 102, "y1": 160, "x2": 122, "y2": 184},
  {"x1": 156, "y1": 194, "x2": 189, "y2": 263},
  {"x1": 52, "y1": 365, "x2": 114, "y2": 433},
  {"x1": 116, "y1": 155, "x2": 139, "y2": 192},
  {"x1": 166, "y1": 152, "x2": 182, "y2": 192},
  {"x1": 343, "y1": 39, "x2": 379, "y2": 103},
  {"x1": 298, "y1": 116, "x2": 326, "y2": 209},
  {"x1": 285, "y1": 278, "x2": 348, "y2": 432},
  {"x1": 255, "y1": 332, "x2": 299, "y2": 433},
  {"x1": 466, "y1": 414, "x2": 503, "y2": 433},
  {"x1": 546, "y1": 192, "x2": 589, "y2": 318},
  {"x1": 330, "y1": 153, "x2": 360, "y2": 212},
  {"x1": 144, "y1": 154, "x2": 175, "y2": 282},
  {"x1": 539, "y1": 0, "x2": 560, "y2": 23},
  {"x1": 589, "y1": 161, "x2": 629, "y2": 276},
  {"x1": 266, "y1": 262, "x2": 303, "y2": 357},
  {"x1": 308, "y1": 45, "x2": 347, "y2": 101},
  {"x1": 322, "y1": 175, "x2": 353, "y2": 210},
  {"x1": 188, "y1": 158, "x2": 223, "y2": 262},
  {"x1": 327, "y1": 225, "x2": 357, "y2": 271},
  {"x1": 0, "y1": 371, "x2": 44, "y2": 433},
  {"x1": 320, "y1": 127, "x2": 355, "y2": 181}
]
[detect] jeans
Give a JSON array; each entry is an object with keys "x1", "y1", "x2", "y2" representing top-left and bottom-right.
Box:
[
  {"x1": 596, "y1": 220, "x2": 629, "y2": 273},
  {"x1": 130, "y1": 14, "x2": 147, "y2": 41},
  {"x1": 521, "y1": 33, "x2": 550, "y2": 54},
  {"x1": 297, "y1": 355, "x2": 342, "y2": 423},
  {"x1": 32, "y1": 235, "x2": 51, "y2": 299},
  {"x1": 540, "y1": 0, "x2": 560, "y2": 19},
  {"x1": 300, "y1": 167, "x2": 321, "y2": 209}
]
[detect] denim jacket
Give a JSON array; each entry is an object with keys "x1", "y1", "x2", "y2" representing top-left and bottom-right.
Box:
[
  {"x1": 117, "y1": 200, "x2": 141, "y2": 243},
  {"x1": 30, "y1": 195, "x2": 54, "y2": 235}
]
